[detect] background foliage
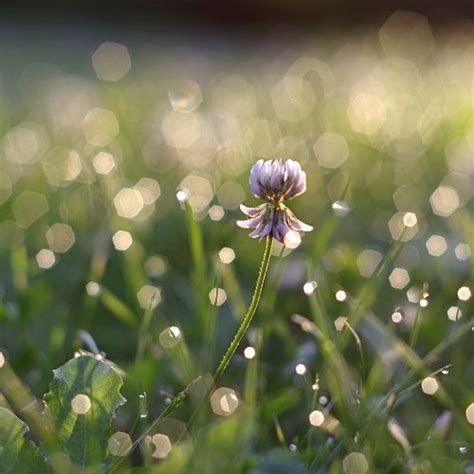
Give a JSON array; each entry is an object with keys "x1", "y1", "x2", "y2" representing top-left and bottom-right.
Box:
[{"x1": 0, "y1": 10, "x2": 473, "y2": 473}]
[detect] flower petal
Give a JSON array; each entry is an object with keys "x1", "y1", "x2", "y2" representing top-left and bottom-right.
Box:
[
  {"x1": 236, "y1": 217, "x2": 261, "y2": 229},
  {"x1": 240, "y1": 203, "x2": 266, "y2": 217},
  {"x1": 285, "y1": 207, "x2": 313, "y2": 232}
]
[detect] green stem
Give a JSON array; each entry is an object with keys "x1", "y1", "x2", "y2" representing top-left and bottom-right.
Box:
[
  {"x1": 186, "y1": 236, "x2": 273, "y2": 430},
  {"x1": 213, "y1": 236, "x2": 273, "y2": 381},
  {"x1": 108, "y1": 236, "x2": 273, "y2": 472}
]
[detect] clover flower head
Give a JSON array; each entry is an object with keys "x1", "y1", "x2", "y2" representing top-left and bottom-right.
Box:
[{"x1": 237, "y1": 159, "x2": 313, "y2": 243}]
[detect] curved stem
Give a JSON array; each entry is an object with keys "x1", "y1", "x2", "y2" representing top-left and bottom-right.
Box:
[
  {"x1": 213, "y1": 235, "x2": 273, "y2": 381},
  {"x1": 109, "y1": 237, "x2": 273, "y2": 472}
]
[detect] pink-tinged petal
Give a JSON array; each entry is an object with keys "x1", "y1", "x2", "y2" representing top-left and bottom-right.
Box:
[
  {"x1": 248, "y1": 220, "x2": 266, "y2": 238},
  {"x1": 240, "y1": 203, "x2": 266, "y2": 217},
  {"x1": 289, "y1": 217, "x2": 313, "y2": 232},
  {"x1": 250, "y1": 171, "x2": 265, "y2": 199},
  {"x1": 285, "y1": 171, "x2": 307, "y2": 199},
  {"x1": 271, "y1": 211, "x2": 282, "y2": 243},
  {"x1": 245, "y1": 158, "x2": 308, "y2": 206},
  {"x1": 285, "y1": 207, "x2": 313, "y2": 233},
  {"x1": 237, "y1": 217, "x2": 261, "y2": 229},
  {"x1": 259, "y1": 209, "x2": 275, "y2": 237},
  {"x1": 260, "y1": 160, "x2": 273, "y2": 190},
  {"x1": 285, "y1": 160, "x2": 300, "y2": 184}
]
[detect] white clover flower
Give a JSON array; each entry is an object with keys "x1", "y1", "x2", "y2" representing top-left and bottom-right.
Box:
[{"x1": 237, "y1": 159, "x2": 313, "y2": 243}]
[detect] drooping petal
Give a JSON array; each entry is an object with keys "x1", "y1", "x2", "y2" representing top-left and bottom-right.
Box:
[
  {"x1": 285, "y1": 207, "x2": 313, "y2": 232},
  {"x1": 272, "y1": 211, "x2": 291, "y2": 243},
  {"x1": 236, "y1": 216, "x2": 262, "y2": 229},
  {"x1": 259, "y1": 208, "x2": 275, "y2": 237},
  {"x1": 287, "y1": 215, "x2": 313, "y2": 232},
  {"x1": 240, "y1": 203, "x2": 266, "y2": 217},
  {"x1": 246, "y1": 208, "x2": 271, "y2": 238},
  {"x1": 238, "y1": 159, "x2": 312, "y2": 242}
]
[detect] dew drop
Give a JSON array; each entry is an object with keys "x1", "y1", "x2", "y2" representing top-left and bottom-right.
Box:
[
  {"x1": 319, "y1": 395, "x2": 329, "y2": 406},
  {"x1": 139, "y1": 392, "x2": 148, "y2": 419},
  {"x1": 176, "y1": 190, "x2": 188, "y2": 203},
  {"x1": 332, "y1": 200, "x2": 350, "y2": 217}
]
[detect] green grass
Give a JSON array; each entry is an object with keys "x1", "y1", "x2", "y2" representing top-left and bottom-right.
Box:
[{"x1": 0, "y1": 20, "x2": 473, "y2": 473}]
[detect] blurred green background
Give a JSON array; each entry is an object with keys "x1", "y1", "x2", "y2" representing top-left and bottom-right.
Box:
[{"x1": 0, "y1": 7, "x2": 473, "y2": 472}]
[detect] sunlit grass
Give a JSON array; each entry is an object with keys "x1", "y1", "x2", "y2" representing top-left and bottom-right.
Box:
[{"x1": 0, "y1": 10, "x2": 473, "y2": 473}]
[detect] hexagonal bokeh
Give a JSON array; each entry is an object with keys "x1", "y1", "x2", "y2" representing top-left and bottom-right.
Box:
[
  {"x1": 46, "y1": 223, "x2": 75, "y2": 253},
  {"x1": 42, "y1": 147, "x2": 82, "y2": 187},
  {"x1": 421, "y1": 376, "x2": 439, "y2": 395},
  {"x1": 92, "y1": 41, "x2": 131, "y2": 82},
  {"x1": 218, "y1": 247, "x2": 236, "y2": 264},
  {"x1": 466, "y1": 403, "x2": 474, "y2": 425},
  {"x1": 137, "y1": 285, "x2": 161, "y2": 310},
  {"x1": 151, "y1": 433, "x2": 172, "y2": 459},
  {"x1": 179, "y1": 173, "x2": 214, "y2": 214},
  {"x1": 314, "y1": 132, "x2": 349, "y2": 169},
  {"x1": 309, "y1": 410, "x2": 325, "y2": 427},
  {"x1": 457, "y1": 286, "x2": 472, "y2": 302},
  {"x1": 389, "y1": 267, "x2": 410, "y2": 290},
  {"x1": 425, "y1": 235, "x2": 447, "y2": 257},
  {"x1": 210, "y1": 387, "x2": 239, "y2": 416},
  {"x1": 455, "y1": 243, "x2": 471, "y2": 261},
  {"x1": 429, "y1": 186, "x2": 459, "y2": 217},
  {"x1": 36, "y1": 249, "x2": 56, "y2": 269},
  {"x1": 208, "y1": 288, "x2": 227, "y2": 306},
  {"x1": 93, "y1": 152, "x2": 116, "y2": 175},
  {"x1": 402, "y1": 212, "x2": 417, "y2": 228},
  {"x1": 388, "y1": 211, "x2": 419, "y2": 242},
  {"x1": 347, "y1": 92, "x2": 386, "y2": 136},
  {"x1": 161, "y1": 111, "x2": 201, "y2": 149},
  {"x1": 108, "y1": 432, "x2": 132, "y2": 457},
  {"x1": 114, "y1": 187, "x2": 144, "y2": 219},
  {"x1": 342, "y1": 452, "x2": 369, "y2": 474},
  {"x1": 12, "y1": 191, "x2": 49, "y2": 228},
  {"x1": 112, "y1": 230, "x2": 133, "y2": 251},
  {"x1": 135, "y1": 178, "x2": 161, "y2": 205},
  {"x1": 168, "y1": 80, "x2": 203, "y2": 113},
  {"x1": 2, "y1": 122, "x2": 49, "y2": 164},
  {"x1": 447, "y1": 305, "x2": 462, "y2": 322},
  {"x1": 379, "y1": 11, "x2": 433, "y2": 61},
  {"x1": 159, "y1": 326, "x2": 182, "y2": 349},
  {"x1": 356, "y1": 249, "x2": 383, "y2": 278},
  {"x1": 144, "y1": 255, "x2": 168, "y2": 278},
  {"x1": 71, "y1": 393, "x2": 91, "y2": 415},
  {"x1": 81, "y1": 108, "x2": 119, "y2": 146}
]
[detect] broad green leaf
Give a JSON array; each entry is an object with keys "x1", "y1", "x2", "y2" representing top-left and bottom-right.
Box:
[
  {"x1": 11, "y1": 441, "x2": 49, "y2": 474},
  {"x1": 0, "y1": 407, "x2": 48, "y2": 473},
  {"x1": 43, "y1": 355, "x2": 126, "y2": 466},
  {"x1": 0, "y1": 407, "x2": 28, "y2": 472}
]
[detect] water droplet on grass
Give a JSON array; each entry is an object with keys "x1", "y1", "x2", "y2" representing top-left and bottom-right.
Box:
[{"x1": 332, "y1": 200, "x2": 350, "y2": 217}]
